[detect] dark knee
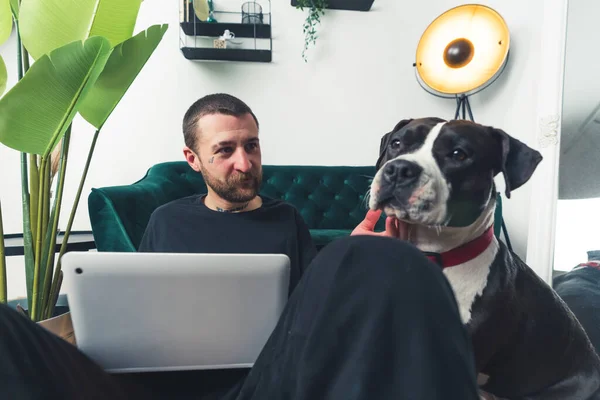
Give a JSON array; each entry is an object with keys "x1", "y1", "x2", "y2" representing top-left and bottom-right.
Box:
[
  {"x1": 322, "y1": 235, "x2": 441, "y2": 280},
  {"x1": 331, "y1": 235, "x2": 419, "y2": 255},
  {"x1": 313, "y1": 235, "x2": 457, "y2": 310}
]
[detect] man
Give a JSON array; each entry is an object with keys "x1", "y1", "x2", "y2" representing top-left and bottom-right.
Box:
[
  {"x1": 138, "y1": 93, "x2": 317, "y2": 296},
  {"x1": 133, "y1": 93, "x2": 322, "y2": 397},
  {"x1": 135, "y1": 93, "x2": 407, "y2": 397}
]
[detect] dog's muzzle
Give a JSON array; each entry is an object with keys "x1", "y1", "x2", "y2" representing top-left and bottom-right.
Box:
[
  {"x1": 383, "y1": 159, "x2": 423, "y2": 187},
  {"x1": 376, "y1": 159, "x2": 423, "y2": 202}
]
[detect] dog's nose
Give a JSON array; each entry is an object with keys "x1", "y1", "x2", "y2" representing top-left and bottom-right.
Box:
[{"x1": 383, "y1": 160, "x2": 422, "y2": 186}]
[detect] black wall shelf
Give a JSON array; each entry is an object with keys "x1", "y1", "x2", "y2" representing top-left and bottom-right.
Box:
[
  {"x1": 180, "y1": 21, "x2": 271, "y2": 38},
  {"x1": 291, "y1": 0, "x2": 374, "y2": 11},
  {"x1": 181, "y1": 47, "x2": 271, "y2": 62},
  {"x1": 179, "y1": 0, "x2": 272, "y2": 63}
]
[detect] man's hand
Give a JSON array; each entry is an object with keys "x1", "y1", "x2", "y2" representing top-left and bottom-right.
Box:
[{"x1": 351, "y1": 209, "x2": 408, "y2": 240}]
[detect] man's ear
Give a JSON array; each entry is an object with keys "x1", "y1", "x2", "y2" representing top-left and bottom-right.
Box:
[
  {"x1": 183, "y1": 146, "x2": 202, "y2": 172},
  {"x1": 375, "y1": 119, "x2": 413, "y2": 170},
  {"x1": 492, "y1": 128, "x2": 543, "y2": 199}
]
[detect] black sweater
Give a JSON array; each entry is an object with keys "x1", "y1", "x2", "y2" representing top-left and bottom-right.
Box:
[{"x1": 138, "y1": 195, "x2": 317, "y2": 295}]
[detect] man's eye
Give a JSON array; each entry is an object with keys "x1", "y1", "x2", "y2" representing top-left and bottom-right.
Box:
[
  {"x1": 246, "y1": 142, "x2": 258, "y2": 151},
  {"x1": 390, "y1": 139, "x2": 401, "y2": 150},
  {"x1": 218, "y1": 147, "x2": 233, "y2": 154}
]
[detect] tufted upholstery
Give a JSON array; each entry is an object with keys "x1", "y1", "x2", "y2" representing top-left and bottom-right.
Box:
[{"x1": 88, "y1": 161, "x2": 504, "y2": 252}]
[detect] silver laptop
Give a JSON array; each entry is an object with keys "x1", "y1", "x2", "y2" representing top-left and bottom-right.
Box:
[{"x1": 61, "y1": 251, "x2": 290, "y2": 373}]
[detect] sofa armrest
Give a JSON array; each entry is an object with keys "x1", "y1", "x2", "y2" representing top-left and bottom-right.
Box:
[
  {"x1": 88, "y1": 162, "x2": 206, "y2": 252},
  {"x1": 88, "y1": 187, "x2": 143, "y2": 252},
  {"x1": 88, "y1": 181, "x2": 192, "y2": 252}
]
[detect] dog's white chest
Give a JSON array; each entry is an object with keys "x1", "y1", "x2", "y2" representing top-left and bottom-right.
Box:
[{"x1": 442, "y1": 239, "x2": 499, "y2": 324}]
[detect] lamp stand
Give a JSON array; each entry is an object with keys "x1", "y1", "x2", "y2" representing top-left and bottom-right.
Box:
[{"x1": 454, "y1": 94, "x2": 474, "y2": 121}]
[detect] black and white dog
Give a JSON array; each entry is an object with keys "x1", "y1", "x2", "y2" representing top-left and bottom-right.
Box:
[{"x1": 369, "y1": 117, "x2": 600, "y2": 399}]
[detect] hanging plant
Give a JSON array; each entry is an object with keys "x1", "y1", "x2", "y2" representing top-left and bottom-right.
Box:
[{"x1": 295, "y1": 0, "x2": 327, "y2": 62}]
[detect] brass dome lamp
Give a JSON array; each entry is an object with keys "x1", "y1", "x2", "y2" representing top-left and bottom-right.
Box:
[{"x1": 414, "y1": 4, "x2": 510, "y2": 121}]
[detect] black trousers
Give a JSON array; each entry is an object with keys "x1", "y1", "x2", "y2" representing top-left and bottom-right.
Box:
[
  {"x1": 0, "y1": 236, "x2": 481, "y2": 399},
  {"x1": 553, "y1": 266, "x2": 600, "y2": 356}
]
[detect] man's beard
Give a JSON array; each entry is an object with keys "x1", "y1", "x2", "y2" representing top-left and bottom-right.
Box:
[{"x1": 200, "y1": 162, "x2": 262, "y2": 204}]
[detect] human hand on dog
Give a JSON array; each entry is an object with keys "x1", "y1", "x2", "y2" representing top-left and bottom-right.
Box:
[{"x1": 351, "y1": 209, "x2": 408, "y2": 240}]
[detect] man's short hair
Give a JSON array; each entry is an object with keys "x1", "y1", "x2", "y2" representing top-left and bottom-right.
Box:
[{"x1": 182, "y1": 93, "x2": 259, "y2": 152}]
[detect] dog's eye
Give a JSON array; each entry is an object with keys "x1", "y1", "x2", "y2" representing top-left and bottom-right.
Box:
[
  {"x1": 451, "y1": 149, "x2": 468, "y2": 161},
  {"x1": 390, "y1": 139, "x2": 401, "y2": 150}
]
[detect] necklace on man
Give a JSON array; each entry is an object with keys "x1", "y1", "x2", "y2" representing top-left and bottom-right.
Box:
[{"x1": 216, "y1": 203, "x2": 249, "y2": 213}]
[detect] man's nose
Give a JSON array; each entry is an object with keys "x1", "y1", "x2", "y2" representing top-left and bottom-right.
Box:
[
  {"x1": 383, "y1": 159, "x2": 422, "y2": 187},
  {"x1": 233, "y1": 150, "x2": 252, "y2": 172}
]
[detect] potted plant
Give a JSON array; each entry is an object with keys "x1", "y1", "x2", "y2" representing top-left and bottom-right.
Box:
[
  {"x1": 0, "y1": 0, "x2": 168, "y2": 337},
  {"x1": 295, "y1": 0, "x2": 327, "y2": 62},
  {"x1": 293, "y1": 0, "x2": 374, "y2": 62},
  {"x1": 291, "y1": 0, "x2": 374, "y2": 11}
]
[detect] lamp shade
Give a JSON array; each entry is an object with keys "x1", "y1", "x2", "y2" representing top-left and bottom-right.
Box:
[{"x1": 415, "y1": 4, "x2": 510, "y2": 96}]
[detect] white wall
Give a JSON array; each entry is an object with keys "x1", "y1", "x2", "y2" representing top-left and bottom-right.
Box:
[
  {"x1": 0, "y1": 0, "x2": 549, "y2": 297},
  {"x1": 558, "y1": 0, "x2": 600, "y2": 199},
  {"x1": 560, "y1": 0, "x2": 600, "y2": 147},
  {"x1": 553, "y1": 0, "x2": 600, "y2": 271},
  {"x1": 554, "y1": 197, "x2": 600, "y2": 271}
]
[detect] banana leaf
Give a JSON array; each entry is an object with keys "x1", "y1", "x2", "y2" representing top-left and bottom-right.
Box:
[
  {"x1": 22, "y1": 153, "x2": 34, "y2": 307},
  {"x1": 18, "y1": 0, "x2": 142, "y2": 60},
  {"x1": 9, "y1": 0, "x2": 18, "y2": 19},
  {"x1": 0, "y1": 199, "x2": 6, "y2": 304},
  {"x1": 0, "y1": 0, "x2": 12, "y2": 45},
  {"x1": 0, "y1": 56, "x2": 6, "y2": 97},
  {"x1": 0, "y1": 36, "x2": 112, "y2": 156},
  {"x1": 89, "y1": 0, "x2": 143, "y2": 47},
  {"x1": 79, "y1": 24, "x2": 168, "y2": 129}
]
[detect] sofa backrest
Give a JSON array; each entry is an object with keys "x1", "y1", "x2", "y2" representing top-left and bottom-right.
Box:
[
  {"x1": 88, "y1": 162, "x2": 383, "y2": 252},
  {"x1": 88, "y1": 161, "x2": 506, "y2": 252}
]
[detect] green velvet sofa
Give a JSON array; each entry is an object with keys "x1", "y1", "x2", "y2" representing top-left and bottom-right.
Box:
[{"x1": 88, "y1": 161, "x2": 504, "y2": 252}]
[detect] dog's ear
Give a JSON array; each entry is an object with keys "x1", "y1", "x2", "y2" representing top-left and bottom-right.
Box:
[
  {"x1": 375, "y1": 119, "x2": 413, "y2": 170},
  {"x1": 375, "y1": 131, "x2": 393, "y2": 171},
  {"x1": 391, "y1": 118, "x2": 414, "y2": 133},
  {"x1": 492, "y1": 128, "x2": 543, "y2": 199}
]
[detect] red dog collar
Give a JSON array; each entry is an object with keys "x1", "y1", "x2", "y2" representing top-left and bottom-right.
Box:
[
  {"x1": 576, "y1": 262, "x2": 600, "y2": 271},
  {"x1": 424, "y1": 226, "x2": 495, "y2": 269}
]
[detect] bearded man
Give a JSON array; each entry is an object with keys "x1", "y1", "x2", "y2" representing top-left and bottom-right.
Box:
[{"x1": 138, "y1": 93, "x2": 317, "y2": 297}]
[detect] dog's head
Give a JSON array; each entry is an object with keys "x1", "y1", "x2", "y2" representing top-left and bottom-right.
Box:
[{"x1": 369, "y1": 118, "x2": 543, "y2": 227}]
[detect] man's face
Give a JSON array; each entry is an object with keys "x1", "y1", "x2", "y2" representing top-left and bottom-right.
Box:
[{"x1": 184, "y1": 112, "x2": 262, "y2": 203}]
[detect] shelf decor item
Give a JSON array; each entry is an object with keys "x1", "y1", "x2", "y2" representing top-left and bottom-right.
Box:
[
  {"x1": 213, "y1": 29, "x2": 235, "y2": 49},
  {"x1": 241, "y1": 1, "x2": 263, "y2": 25},
  {"x1": 414, "y1": 4, "x2": 510, "y2": 121},
  {"x1": 179, "y1": 0, "x2": 272, "y2": 62}
]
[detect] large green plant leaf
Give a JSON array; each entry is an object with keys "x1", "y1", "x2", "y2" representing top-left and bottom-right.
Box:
[
  {"x1": 0, "y1": 56, "x2": 6, "y2": 97},
  {"x1": 19, "y1": 0, "x2": 95, "y2": 60},
  {"x1": 18, "y1": 0, "x2": 142, "y2": 60},
  {"x1": 79, "y1": 24, "x2": 168, "y2": 129},
  {"x1": 0, "y1": 36, "x2": 112, "y2": 155},
  {"x1": 89, "y1": 0, "x2": 143, "y2": 47},
  {"x1": 0, "y1": 0, "x2": 12, "y2": 45},
  {"x1": 9, "y1": 0, "x2": 18, "y2": 19}
]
